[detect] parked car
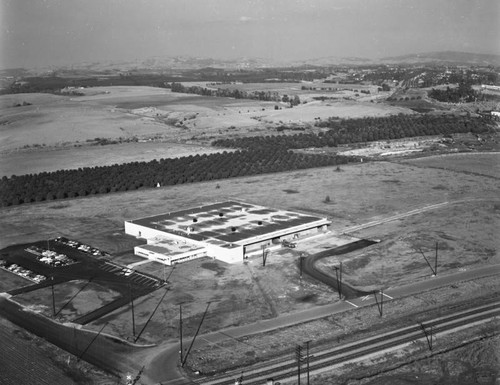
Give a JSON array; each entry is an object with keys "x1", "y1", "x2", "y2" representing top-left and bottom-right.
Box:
[{"x1": 282, "y1": 240, "x2": 296, "y2": 248}]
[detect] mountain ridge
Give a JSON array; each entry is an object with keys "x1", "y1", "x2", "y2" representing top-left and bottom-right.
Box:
[{"x1": 1, "y1": 51, "x2": 499, "y2": 76}]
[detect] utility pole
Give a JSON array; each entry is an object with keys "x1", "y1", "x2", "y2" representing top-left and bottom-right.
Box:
[
  {"x1": 373, "y1": 289, "x2": 384, "y2": 317},
  {"x1": 305, "y1": 340, "x2": 310, "y2": 385},
  {"x1": 129, "y1": 284, "x2": 136, "y2": 338},
  {"x1": 163, "y1": 264, "x2": 175, "y2": 285},
  {"x1": 261, "y1": 244, "x2": 269, "y2": 267},
  {"x1": 51, "y1": 277, "x2": 56, "y2": 317},
  {"x1": 179, "y1": 302, "x2": 184, "y2": 363},
  {"x1": 299, "y1": 254, "x2": 305, "y2": 281},
  {"x1": 435, "y1": 242, "x2": 438, "y2": 276},
  {"x1": 135, "y1": 287, "x2": 169, "y2": 343},
  {"x1": 181, "y1": 302, "x2": 211, "y2": 367},
  {"x1": 295, "y1": 344, "x2": 303, "y2": 385},
  {"x1": 333, "y1": 262, "x2": 343, "y2": 299},
  {"x1": 77, "y1": 322, "x2": 107, "y2": 362},
  {"x1": 56, "y1": 277, "x2": 93, "y2": 317},
  {"x1": 418, "y1": 244, "x2": 438, "y2": 276},
  {"x1": 419, "y1": 322, "x2": 434, "y2": 351}
]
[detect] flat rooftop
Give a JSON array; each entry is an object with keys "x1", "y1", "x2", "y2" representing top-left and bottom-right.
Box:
[{"x1": 127, "y1": 201, "x2": 329, "y2": 245}]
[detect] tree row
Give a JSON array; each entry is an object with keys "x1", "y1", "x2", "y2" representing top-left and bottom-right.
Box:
[
  {"x1": 212, "y1": 114, "x2": 491, "y2": 150},
  {"x1": 170, "y1": 82, "x2": 301, "y2": 105},
  {"x1": 0, "y1": 150, "x2": 357, "y2": 207}
]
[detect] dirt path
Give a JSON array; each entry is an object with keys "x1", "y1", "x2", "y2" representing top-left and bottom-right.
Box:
[{"x1": 340, "y1": 198, "x2": 489, "y2": 234}]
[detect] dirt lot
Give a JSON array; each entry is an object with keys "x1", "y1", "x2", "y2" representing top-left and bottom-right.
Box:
[{"x1": 12, "y1": 281, "x2": 121, "y2": 322}]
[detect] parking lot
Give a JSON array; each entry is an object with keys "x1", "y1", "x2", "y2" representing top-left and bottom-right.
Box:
[{"x1": 0, "y1": 237, "x2": 164, "y2": 324}]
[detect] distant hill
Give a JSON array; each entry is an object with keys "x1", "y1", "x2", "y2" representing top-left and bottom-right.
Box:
[
  {"x1": 380, "y1": 51, "x2": 500, "y2": 66},
  {"x1": 297, "y1": 51, "x2": 500, "y2": 67},
  {"x1": 2, "y1": 51, "x2": 499, "y2": 76}
]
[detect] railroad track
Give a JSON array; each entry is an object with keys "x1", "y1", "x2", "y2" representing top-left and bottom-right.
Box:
[{"x1": 195, "y1": 301, "x2": 500, "y2": 385}]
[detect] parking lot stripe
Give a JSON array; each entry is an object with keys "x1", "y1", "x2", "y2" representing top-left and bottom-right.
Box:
[{"x1": 345, "y1": 300, "x2": 359, "y2": 308}]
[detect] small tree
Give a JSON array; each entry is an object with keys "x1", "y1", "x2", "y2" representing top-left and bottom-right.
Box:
[{"x1": 291, "y1": 95, "x2": 301, "y2": 107}]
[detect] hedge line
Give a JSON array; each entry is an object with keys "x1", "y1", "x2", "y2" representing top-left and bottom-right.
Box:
[{"x1": 0, "y1": 149, "x2": 358, "y2": 207}]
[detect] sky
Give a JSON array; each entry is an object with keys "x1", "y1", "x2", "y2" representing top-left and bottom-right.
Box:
[{"x1": 1, "y1": 0, "x2": 499, "y2": 69}]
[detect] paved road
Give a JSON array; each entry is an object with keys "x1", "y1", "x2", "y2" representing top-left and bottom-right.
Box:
[
  {"x1": 303, "y1": 239, "x2": 377, "y2": 299},
  {"x1": 146, "y1": 263, "x2": 500, "y2": 384}
]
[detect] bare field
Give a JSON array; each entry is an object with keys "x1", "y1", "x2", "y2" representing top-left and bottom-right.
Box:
[
  {"x1": 0, "y1": 141, "x2": 227, "y2": 177},
  {"x1": 186, "y1": 275, "x2": 500, "y2": 375},
  {"x1": 0, "y1": 85, "x2": 413, "y2": 156},
  {"x1": 0, "y1": 155, "x2": 498, "y2": 343},
  {"x1": 258, "y1": 100, "x2": 413, "y2": 125},
  {"x1": 402, "y1": 151, "x2": 500, "y2": 179},
  {"x1": 319, "y1": 199, "x2": 499, "y2": 290},
  {"x1": 13, "y1": 281, "x2": 121, "y2": 321},
  {"x1": 95, "y1": 252, "x2": 337, "y2": 344}
]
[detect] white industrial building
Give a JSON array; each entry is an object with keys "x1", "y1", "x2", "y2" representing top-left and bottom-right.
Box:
[{"x1": 125, "y1": 201, "x2": 330, "y2": 265}]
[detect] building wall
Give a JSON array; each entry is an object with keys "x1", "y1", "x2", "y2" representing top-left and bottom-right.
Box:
[
  {"x1": 134, "y1": 245, "x2": 207, "y2": 265},
  {"x1": 205, "y1": 243, "x2": 244, "y2": 264},
  {"x1": 134, "y1": 246, "x2": 172, "y2": 264},
  {"x1": 125, "y1": 222, "x2": 166, "y2": 240},
  {"x1": 125, "y1": 218, "x2": 329, "y2": 265}
]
